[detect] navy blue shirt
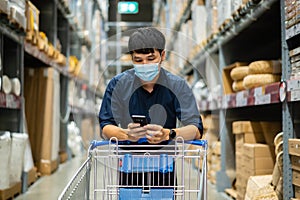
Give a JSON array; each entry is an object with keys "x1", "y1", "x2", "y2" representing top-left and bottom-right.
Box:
[{"x1": 99, "y1": 68, "x2": 203, "y2": 139}]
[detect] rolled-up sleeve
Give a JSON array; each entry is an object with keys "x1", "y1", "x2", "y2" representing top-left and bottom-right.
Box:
[
  {"x1": 99, "y1": 79, "x2": 118, "y2": 132},
  {"x1": 175, "y1": 80, "x2": 203, "y2": 136}
]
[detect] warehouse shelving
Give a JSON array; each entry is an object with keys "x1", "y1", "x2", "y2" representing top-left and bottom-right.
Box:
[
  {"x1": 0, "y1": 24, "x2": 24, "y2": 133},
  {"x1": 0, "y1": 0, "x2": 103, "y2": 197},
  {"x1": 166, "y1": 0, "x2": 193, "y2": 55},
  {"x1": 281, "y1": 0, "x2": 300, "y2": 197},
  {"x1": 160, "y1": 0, "x2": 283, "y2": 197}
]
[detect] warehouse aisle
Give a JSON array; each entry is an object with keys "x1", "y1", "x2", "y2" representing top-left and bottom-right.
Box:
[
  {"x1": 15, "y1": 155, "x2": 233, "y2": 200},
  {"x1": 15, "y1": 156, "x2": 86, "y2": 200}
]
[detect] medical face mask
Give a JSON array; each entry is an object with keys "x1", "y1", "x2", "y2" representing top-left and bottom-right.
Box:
[{"x1": 133, "y1": 62, "x2": 160, "y2": 82}]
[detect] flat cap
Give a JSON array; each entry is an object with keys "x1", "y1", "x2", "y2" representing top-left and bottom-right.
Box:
[{"x1": 128, "y1": 27, "x2": 166, "y2": 52}]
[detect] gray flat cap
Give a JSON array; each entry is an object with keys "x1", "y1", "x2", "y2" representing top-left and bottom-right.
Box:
[{"x1": 128, "y1": 27, "x2": 166, "y2": 52}]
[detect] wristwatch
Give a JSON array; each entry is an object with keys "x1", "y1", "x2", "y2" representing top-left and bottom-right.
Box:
[{"x1": 169, "y1": 129, "x2": 177, "y2": 140}]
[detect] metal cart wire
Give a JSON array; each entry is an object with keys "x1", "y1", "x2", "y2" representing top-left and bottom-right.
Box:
[{"x1": 58, "y1": 137, "x2": 207, "y2": 200}]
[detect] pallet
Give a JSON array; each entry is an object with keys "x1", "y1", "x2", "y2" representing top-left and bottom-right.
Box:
[
  {"x1": 38, "y1": 158, "x2": 59, "y2": 176},
  {"x1": 59, "y1": 151, "x2": 68, "y2": 164},
  {"x1": 27, "y1": 167, "x2": 37, "y2": 187},
  {"x1": 225, "y1": 188, "x2": 237, "y2": 199},
  {"x1": 0, "y1": 182, "x2": 21, "y2": 200}
]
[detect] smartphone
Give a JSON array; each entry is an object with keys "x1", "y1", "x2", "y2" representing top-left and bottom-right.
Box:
[{"x1": 131, "y1": 115, "x2": 148, "y2": 126}]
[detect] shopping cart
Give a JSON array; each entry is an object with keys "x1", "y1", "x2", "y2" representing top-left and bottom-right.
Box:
[{"x1": 58, "y1": 137, "x2": 207, "y2": 200}]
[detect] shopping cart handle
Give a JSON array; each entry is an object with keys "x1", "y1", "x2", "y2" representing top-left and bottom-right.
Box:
[
  {"x1": 185, "y1": 140, "x2": 208, "y2": 148},
  {"x1": 91, "y1": 139, "x2": 208, "y2": 149},
  {"x1": 90, "y1": 140, "x2": 132, "y2": 149}
]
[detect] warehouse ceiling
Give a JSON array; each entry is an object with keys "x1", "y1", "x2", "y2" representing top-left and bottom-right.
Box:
[{"x1": 107, "y1": 0, "x2": 154, "y2": 37}]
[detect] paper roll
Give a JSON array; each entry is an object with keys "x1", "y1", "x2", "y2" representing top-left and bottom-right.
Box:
[
  {"x1": 11, "y1": 78, "x2": 21, "y2": 96},
  {"x1": 2, "y1": 75, "x2": 12, "y2": 94}
]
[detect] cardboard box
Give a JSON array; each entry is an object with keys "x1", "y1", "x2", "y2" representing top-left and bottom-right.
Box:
[
  {"x1": 245, "y1": 175, "x2": 273, "y2": 200},
  {"x1": 292, "y1": 155, "x2": 300, "y2": 171},
  {"x1": 212, "y1": 141, "x2": 221, "y2": 155},
  {"x1": 236, "y1": 132, "x2": 265, "y2": 145},
  {"x1": 236, "y1": 152, "x2": 243, "y2": 170},
  {"x1": 243, "y1": 167, "x2": 273, "y2": 177},
  {"x1": 222, "y1": 62, "x2": 248, "y2": 94},
  {"x1": 232, "y1": 121, "x2": 263, "y2": 134},
  {"x1": 289, "y1": 139, "x2": 300, "y2": 156},
  {"x1": 236, "y1": 134, "x2": 244, "y2": 152},
  {"x1": 236, "y1": 173, "x2": 248, "y2": 188},
  {"x1": 243, "y1": 143, "x2": 273, "y2": 158},
  {"x1": 293, "y1": 170, "x2": 300, "y2": 186},
  {"x1": 295, "y1": 184, "x2": 300, "y2": 198},
  {"x1": 260, "y1": 121, "x2": 282, "y2": 146},
  {"x1": 26, "y1": 0, "x2": 39, "y2": 31},
  {"x1": 243, "y1": 156, "x2": 274, "y2": 170}
]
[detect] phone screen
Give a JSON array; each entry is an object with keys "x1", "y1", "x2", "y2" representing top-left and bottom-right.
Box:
[{"x1": 131, "y1": 115, "x2": 148, "y2": 126}]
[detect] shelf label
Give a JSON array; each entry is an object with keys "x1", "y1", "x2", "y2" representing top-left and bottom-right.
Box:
[
  {"x1": 291, "y1": 89, "x2": 300, "y2": 101},
  {"x1": 286, "y1": 26, "x2": 295, "y2": 40},
  {"x1": 255, "y1": 94, "x2": 271, "y2": 105},
  {"x1": 296, "y1": 24, "x2": 300, "y2": 35},
  {"x1": 287, "y1": 79, "x2": 300, "y2": 91},
  {"x1": 236, "y1": 97, "x2": 247, "y2": 107},
  {"x1": 5, "y1": 94, "x2": 14, "y2": 108},
  {"x1": 254, "y1": 87, "x2": 264, "y2": 96},
  {"x1": 222, "y1": 95, "x2": 231, "y2": 109},
  {"x1": 286, "y1": 24, "x2": 300, "y2": 40}
]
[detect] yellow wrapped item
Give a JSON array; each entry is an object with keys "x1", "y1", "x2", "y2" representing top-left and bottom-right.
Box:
[
  {"x1": 243, "y1": 74, "x2": 281, "y2": 89},
  {"x1": 230, "y1": 66, "x2": 249, "y2": 81},
  {"x1": 232, "y1": 80, "x2": 245, "y2": 92},
  {"x1": 248, "y1": 60, "x2": 282, "y2": 74}
]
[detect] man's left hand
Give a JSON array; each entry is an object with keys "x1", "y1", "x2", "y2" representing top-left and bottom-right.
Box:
[{"x1": 144, "y1": 124, "x2": 168, "y2": 144}]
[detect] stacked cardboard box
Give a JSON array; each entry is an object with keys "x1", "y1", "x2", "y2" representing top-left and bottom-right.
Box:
[
  {"x1": 203, "y1": 114, "x2": 220, "y2": 183},
  {"x1": 289, "y1": 139, "x2": 300, "y2": 199},
  {"x1": 232, "y1": 121, "x2": 277, "y2": 200},
  {"x1": 209, "y1": 141, "x2": 221, "y2": 184},
  {"x1": 188, "y1": 114, "x2": 219, "y2": 178},
  {"x1": 289, "y1": 46, "x2": 300, "y2": 80}
]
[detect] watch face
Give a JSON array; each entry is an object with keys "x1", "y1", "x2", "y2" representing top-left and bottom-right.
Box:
[{"x1": 170, "y1": 129, "x2": 176, "y2": 139}]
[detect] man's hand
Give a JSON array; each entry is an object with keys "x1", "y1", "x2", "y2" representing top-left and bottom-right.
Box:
[
  {"x1": 126, "y1": 123, "x2": 147, "y2": 142},
  {"x1": 144, "y1": 124, "x2": 169, "y2": 144}
]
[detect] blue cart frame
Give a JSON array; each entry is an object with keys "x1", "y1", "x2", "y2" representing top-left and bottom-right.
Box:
[{"x1": 58, "y1": 137, "x2": 207, "y2": 200}]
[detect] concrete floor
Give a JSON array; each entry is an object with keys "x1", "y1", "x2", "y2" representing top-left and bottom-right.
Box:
[{"x1": 15, "y1": 155, "x2": 233, "y2": 200}]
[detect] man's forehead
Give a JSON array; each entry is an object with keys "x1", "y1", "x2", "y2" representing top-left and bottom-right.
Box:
[{"x1": 133, "y1": 52, "x2": 157, "y2": 57}]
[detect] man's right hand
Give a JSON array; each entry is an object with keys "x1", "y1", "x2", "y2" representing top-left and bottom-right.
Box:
[{"x1": 126, "y1": 123, "x2": 147, "y2": 142}]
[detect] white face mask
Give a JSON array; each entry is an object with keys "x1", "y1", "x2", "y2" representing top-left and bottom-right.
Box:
[{"x1": 133, "y1": 62, "x2": 160, "y2": 82}]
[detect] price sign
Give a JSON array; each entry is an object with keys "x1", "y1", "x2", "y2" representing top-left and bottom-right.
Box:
[{"x1": 255, "y1": 94, "x2": 271, "y2": 105}]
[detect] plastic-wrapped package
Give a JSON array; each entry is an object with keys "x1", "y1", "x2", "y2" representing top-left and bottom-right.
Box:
[
  {"x1": 0, "y1": 132, "x2": 11, "y2": 189},
  {"x1": 10, "y1": 133, "x2": 28, "y2": 186}
]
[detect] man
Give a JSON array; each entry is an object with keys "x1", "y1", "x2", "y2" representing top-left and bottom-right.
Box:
[
  {"x1": 98, "y1": 27, "x2": 203, "y2": 187},
  {"x1": 99, "y1": 27, "x2": 203, "y2": 144}
]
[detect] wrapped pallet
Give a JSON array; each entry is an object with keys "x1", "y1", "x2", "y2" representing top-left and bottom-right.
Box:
[
  {"x1": 24, "y1": 68, "x2": 60, "y2": 175},
  {"x1": 0, "y1": 132, "x2": 11, "y2": 189},
  {"x1": 9, "y1": 133, "x2": 28, "y2": 186}
]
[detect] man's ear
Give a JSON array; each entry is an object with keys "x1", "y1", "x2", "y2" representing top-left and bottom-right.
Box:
[{"x1": 161, "y1": 50, "x2": 166, "y2": 62}]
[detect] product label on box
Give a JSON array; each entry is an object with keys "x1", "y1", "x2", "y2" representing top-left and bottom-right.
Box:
[
  {"x1": 291, "y1": 89, "x2": 300, "y2": 101},
  {"x1": 286, "y1": 25, "x2": 295, "y2": 40},
  {"x1": 288, "y1": 79, "x2": 300, "y2": 91},
  {"x1": 255, "y1": 94, "x2": 271, "y2": 105}
]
